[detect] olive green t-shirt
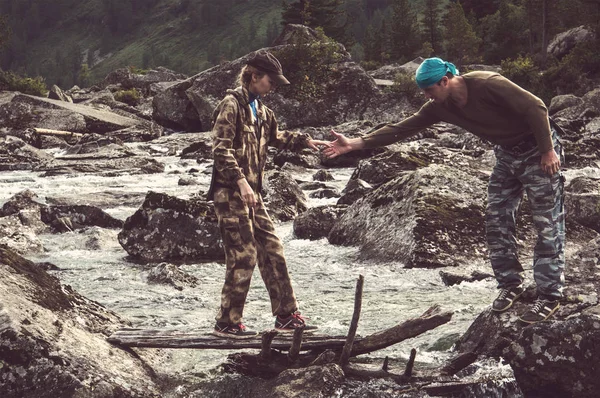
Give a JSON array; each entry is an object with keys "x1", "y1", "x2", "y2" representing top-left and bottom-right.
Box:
[{"x1": 362, "y1": 71, "x2": 553, "y2": 153}]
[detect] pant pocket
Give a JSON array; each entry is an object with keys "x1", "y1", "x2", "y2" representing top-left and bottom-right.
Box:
[
  {"x1": 220, "y1": 217, "x2": 243, "y2": 247},
  {"x1": 219, "y1": 216, "x2": 253, "y2": 247}
]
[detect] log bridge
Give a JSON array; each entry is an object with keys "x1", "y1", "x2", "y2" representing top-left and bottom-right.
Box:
[{"x1": 108, "y1": 276, "x2": 464, "y2": 381}]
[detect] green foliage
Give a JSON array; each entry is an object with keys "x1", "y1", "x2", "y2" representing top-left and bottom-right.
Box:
[
  {"x1": 281, "y1": 0, "x2": 349, "y2": 45},
  {"x1": 543, "y1": 37, "x2": 600, "y2": 96},
  {"x1": 114, "y1": 88, "x2": 141, "y2": 106},
  {"x1": 479, "y1": 0, "x2": 528, "y2": 64},
  {"x1": 128, "y1": 65, "x2": 148, "y2": 75},
  {"x1": 500, "y1": 55, "x2": 544, "y2": 97},
  {"x1": 388, "y1": 0, "x2": 420, "y2": 63},
  {"x1": 443, "y1": 1, "x2": 481, "y2": 65},
  {"x1": 0, "y1": 69, "x2": 47, "y2": 96},
  {"x1": 271, "y1": 28, "x2": 344, "y2": 100},
  {"x1": 78, "y1": 63, "x2": 91, "y2": 87},
  {"x1": 422, "y1": 0, "x2": 444, "y2": 54},
  {"x1": 389, "y1": 71, "x2": 421, "y2": 104}
]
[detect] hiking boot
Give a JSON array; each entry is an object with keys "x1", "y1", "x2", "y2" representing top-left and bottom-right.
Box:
[
  {"x1": 492, "y1": 285, "x2": 525, "y2": 312},
  {"x1": 275, "y1": 312, "x2": 318, "y2": 332},
  {"x1": 519, "y1": 298, "x2": 560, "y2": 324},
  {"x1": 212, "y1": 321, "x2": 258, "y2": 339}
]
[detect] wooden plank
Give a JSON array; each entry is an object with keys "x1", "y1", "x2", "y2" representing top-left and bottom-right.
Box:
[{"x1": 107, "y1": 328, "x2": 350, "y2": 350}]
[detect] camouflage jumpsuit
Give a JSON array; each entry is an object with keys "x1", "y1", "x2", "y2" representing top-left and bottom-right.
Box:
[
  {"x1": 486, "y1": 123, "x2": 565, "y2": 299},
  {"x1": 207, "y1": 87, "x2": 310, "y2": 325}
]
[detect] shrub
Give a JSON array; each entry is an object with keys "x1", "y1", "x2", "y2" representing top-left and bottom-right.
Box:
[
  {"x1": 500, "y1": 55, "x2": 542, "y2": 92},
  {"x1": 0, "y1": 70, "x2": 47, "y2": 96},
  {"x1": 271, "y1": 28, "x2": 345, "y2": 100},
  {"x1": 388, "y1": 71, "x2": 421, "y2": 104},
  {"x1": 114, "y1": 88, "x2": 141, "y2": 106},
  {"x1": 543, "y1": 37, "x2": 600, "y2": 96}
]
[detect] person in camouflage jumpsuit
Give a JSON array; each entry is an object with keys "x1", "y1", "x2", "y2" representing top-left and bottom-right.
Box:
[
  {"x1": 207, "y1": 51, "x2": 329, "y2": 338},
  {"x1": 323, "y1": 57, "x2": 566, "y2": 324}
]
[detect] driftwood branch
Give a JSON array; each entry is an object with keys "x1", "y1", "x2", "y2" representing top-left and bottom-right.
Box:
[
  {"x1": 350, "y1": 305, "x2": 453, "y2": 357},
  {"x1": 287, "y1": 326, "x2": 304, "y2": 362},
  {"x1": 382, "y1": 356, "x2": 389, "y2": 372},
  {"x1": 404, "y1": 348, "x2": 417, "y2": 377},
  {"x1": 33, "y1": 128, "x2": 83, "y2": 139},
  {"x1": 440, "y1": 351, "x2": 478, "y2": 376},
  {"x1": 339, "y1": 274, "x2": 364, "y2": 368},
  {"x1": 260, "y1": 330, "x2": 278, "y2": 359}
]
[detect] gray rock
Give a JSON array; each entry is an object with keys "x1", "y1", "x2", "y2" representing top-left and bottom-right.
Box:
[
  {"x1": 263, "y1": 170, "x2": 308, "y2": 222},
  {"x1": 548, "y1": 94, "x2": 583, "y2": 115},
  {"x1": 0, "y1": 246, "x2": 162, "y2": 397},
  {"x1": 312, "y1": 170, "x2": 334, "y2": 181},
  {"x1": 118, "y1": 191, "x2": 223, "y2": 262},
  {"x1": 267, "y1": 364, "x2": 345, "y2": 398},
  {"x1": 41, "y1": 204, "x2": 124, "y2": 232},
  {"x1": 504, "y1": 314, "x2": 600, "y2": 398},
  {"x1": 0, "y1": 135, "x2": 54, "y2": 171},
  {"x1": 329, "y1": 164, "x2": 488, "y2": 267},
  {"x1": 147, "y1": 262, "x2": 198, "y2": 290},
  {"x1": 565, "y1": 177, "x2": 600, "y2": 233},
  {"x1": 273, "y1": 149, "x2": 321, "y2": 169},
  {"x1": 337, "y1": 178, "x2": 373, "y2": 206},
  {"x1": 48, "y1": 84, "x2": 73, "y2": 103},
  {"x1": 548, "y1": 25, "x2": 595, "y2": 59},
  {"x1": 293, "y1": 205, "x2": 347, "y2": 240},
  {"x1": 308, "y1": 188, "x2": 340, "y2": 199}
]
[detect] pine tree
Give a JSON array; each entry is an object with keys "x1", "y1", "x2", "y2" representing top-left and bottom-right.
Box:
[
  {"x1": 281, "y1": 0, "x2": 348, "y2": 45},
  {"x1": 389, "y1": 0, "x2": 420, "y2": 63},
  {"x1": 422, "y1": 0, "x2": 443, "y2": 54},
  {"x1": 443, "y1": 1, "x2": 481, "y2": 64}
]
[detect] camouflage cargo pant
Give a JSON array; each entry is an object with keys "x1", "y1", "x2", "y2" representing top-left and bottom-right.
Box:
[
  {"x1": 213, "y1": 187, "x2": 298, "y2": 324},
  {"x1": 486, "y1": 128, "x2": 565, "y2": 299}
]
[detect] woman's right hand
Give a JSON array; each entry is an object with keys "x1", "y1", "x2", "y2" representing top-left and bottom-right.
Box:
[{"x1": 237, "y1": 178, "x2": 257, "y2": 208}]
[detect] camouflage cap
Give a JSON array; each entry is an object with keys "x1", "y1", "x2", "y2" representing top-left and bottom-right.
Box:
[{"x1": 247, "y1": 50, "x2": 290, "y2": 85}]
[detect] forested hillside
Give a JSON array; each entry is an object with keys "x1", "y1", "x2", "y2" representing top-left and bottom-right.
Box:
[{"x1": 0, "y1": 0, "x2": 599, "y2": 99}]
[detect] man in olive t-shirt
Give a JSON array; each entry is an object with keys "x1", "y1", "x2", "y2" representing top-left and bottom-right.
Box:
[{"x1": 324, "y1": 57, "x2": 565, "y2": 324}]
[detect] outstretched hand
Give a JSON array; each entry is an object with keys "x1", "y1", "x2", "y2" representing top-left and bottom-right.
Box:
[
  {"x1": 307, "y1": 139, "x2": 332, "y2": 151},
  {"x1": 322, "y1": 130, "x2": 355, "y2": 158}
]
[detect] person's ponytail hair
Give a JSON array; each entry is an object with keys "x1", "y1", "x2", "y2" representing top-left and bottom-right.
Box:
[{"x1": 239, "y1": 65, "x2": 266, "y2": 87}]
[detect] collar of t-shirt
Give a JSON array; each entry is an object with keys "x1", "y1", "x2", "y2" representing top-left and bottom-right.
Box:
[{"x1": 248, "y1": 92, "x2": 260, "y2": 120}]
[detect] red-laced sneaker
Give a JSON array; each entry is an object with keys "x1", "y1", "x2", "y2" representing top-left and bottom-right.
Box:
[
  {"x1": 212, "y1": 322, "x2": 258, "y2": 339},
  {"x1": 275, "y1": 312, "x2": 318, "y2": 332}
]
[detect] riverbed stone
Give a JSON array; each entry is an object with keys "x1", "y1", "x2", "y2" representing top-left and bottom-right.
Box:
[
  {"x1": 118, "y1": 191, "x2": 223, "y2": 262},
  {"x1": 263, "y1": 170, "x2": 308, "y2": 222},
  {"x1": 329, "y1": 163, "x2": 488, "y2": 267},
  {"x1": 0, "y1": 246, "x2": 162, "y2": 397},
  {"x1": 293, "y1": 205, "x2": 347, "y2": 240}
]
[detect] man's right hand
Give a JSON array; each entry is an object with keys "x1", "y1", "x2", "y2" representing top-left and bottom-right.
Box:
[
  {"x1": 323, "y1": 130, "x2": 364, "y2": 158},
  {"x1": 237, "y1": 178, "x2": 257, "y2": 208}
]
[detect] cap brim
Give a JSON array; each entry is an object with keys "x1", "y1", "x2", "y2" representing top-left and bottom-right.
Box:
[{"x1": 271, "y1": 74, "x2": 290, "y2": 85}]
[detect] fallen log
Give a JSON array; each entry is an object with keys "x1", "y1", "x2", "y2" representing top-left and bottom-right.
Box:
[
  {"x1": 350, "y1": 305, "x2": 452, "y2": 356},
  {"x1": 33, "y1": 128, "x2": 83, "y2": 139},
  {"x1": 107, "y1": 328, "x2": 346, "y2": 350}
]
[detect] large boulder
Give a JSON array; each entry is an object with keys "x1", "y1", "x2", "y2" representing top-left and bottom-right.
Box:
[
  {"x1": 564, "y1": 177, "x2": 600, "y2": 233},
  {"x1": 0, "y1": 99, "x2": 86, "y2": 133},
  {"x1": 263, "y1": 170, "x2": 308, "y2": 222},
  {"x1": 293, "y1": 205, "x2": 347, "y2": 240},
  {"x1": 328, "y1": 163, "x2": 488, "y2": 267},
  {"x1": 100, "y1": 66, "x2": 187, "y2": 95},
  {"x1": 153, "y1": 26, "x2": 384, "y2": 131},
  {"x1": 118, "y1": 191, "x2": 223, "y2": 262},
  {"x1": 0, "y1": 245, "x2": 162, "y2": 397},
  {"x1": 0, "y1": 136, "x2": 54, "y2": 171},
  {"x1": 548, "y1": 25, "x2": 595, "y2": 59},
  {"x1": 40, "y1": 205, "x2": 124, "y2": 232},
  {"x1": 503, "y1": 314, "x2": 600, "y2": 398}
]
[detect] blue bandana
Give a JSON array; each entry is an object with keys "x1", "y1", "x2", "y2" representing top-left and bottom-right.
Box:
[{"x1": 415, "y1": 58, "x2": 459, "y2": 89}]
